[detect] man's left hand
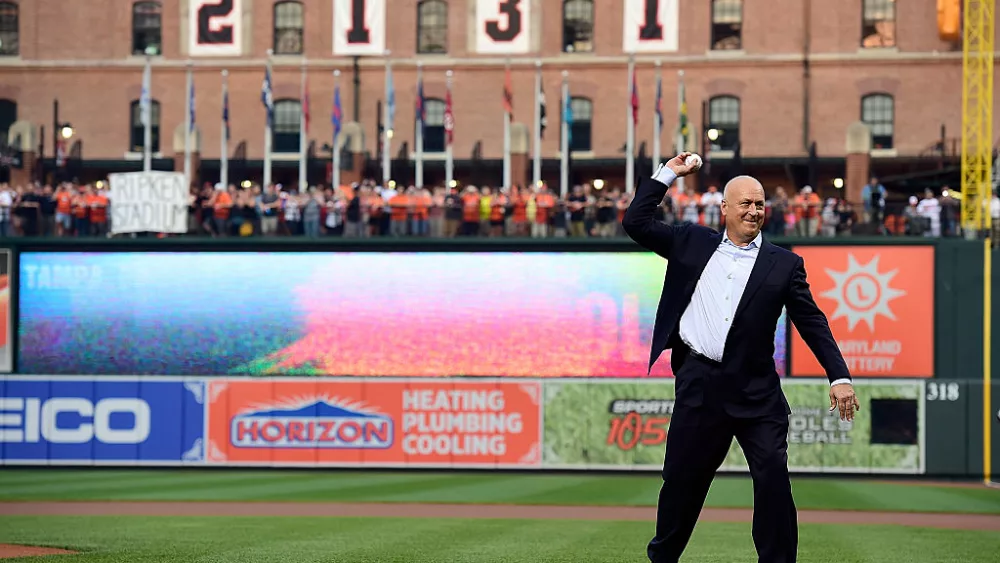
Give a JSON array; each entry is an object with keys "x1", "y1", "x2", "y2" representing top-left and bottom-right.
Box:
[{"x1": 829, "y1": 383, "x2": 860, "y2": 422}]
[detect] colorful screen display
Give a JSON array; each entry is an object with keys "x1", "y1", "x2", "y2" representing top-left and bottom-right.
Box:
[{"x1": 18, "y1": 252, "x2": 787, "y2": 377}]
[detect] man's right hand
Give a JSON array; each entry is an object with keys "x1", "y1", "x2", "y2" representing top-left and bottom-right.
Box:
[{"x1": 665, "y1": 152, "x2": 701, "y2": 178}]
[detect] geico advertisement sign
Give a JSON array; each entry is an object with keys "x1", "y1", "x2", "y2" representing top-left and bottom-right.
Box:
[
  {"x1": 0, "y1": 398, "x2": 149, "y2": 443},
  {"x1": 0, "y1": 378, "x2": 206, "y2": 463}
]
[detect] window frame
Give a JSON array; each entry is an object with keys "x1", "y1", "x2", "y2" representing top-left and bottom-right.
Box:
[
  {"x1": 420, "y1": 98, "x2": 447, "y2": 153},
  {"x1": 568, "y1": 96, "x2": 592, "y2": 152},
  {"x1": 861, "y1": 0, "x2": 896, "y2": 48},
  {"x1": 0, "y1": 1, "x2": 19, "y2": 57},
  {"x1": 131, "y1": 1, "x2": 162, "y2": 56},
  {"x1": 707, "y1": 95, "x2": 740, "y2": 153},
  {"x1": 129, "y1": 99, "x2": 161, "y2": 153},
  {"x1": 861, "y1": 93, "x2": 894, "y2": 150},
  {"x1": 416, "y1": 0, "x2": 448, "y2": 54},
  {"x1": 273, "y1": 1, "x2": 304, "y2": 56},
  {"x1": 273, "y1": 98, "x2": 302, "y2": 153},
  {"x1": 710, "y1": 0, "x2": 742, "y2": 51},
  {"x1": 562, "y1": 0, "x2": 594, "y2": 54}
]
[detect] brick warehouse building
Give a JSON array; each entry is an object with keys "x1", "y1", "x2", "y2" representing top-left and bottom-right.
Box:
[{"x1": 0, "y1": 0, "x2": 994, "y2": 203}]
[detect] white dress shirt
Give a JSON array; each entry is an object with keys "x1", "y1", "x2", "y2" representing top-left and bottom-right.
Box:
[{"x1": 654, "y1": 165, "x2": 849, "y2": 387}]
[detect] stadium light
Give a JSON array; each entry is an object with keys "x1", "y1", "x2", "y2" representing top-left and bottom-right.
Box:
[
  {"x1": 593, "y1": 179, "x2": 605, "y2": 190},
  {"x1": 833, "y1": 178, "x2": 844, "y2": 189},
  {"x1": 60, "y1": 124, "x2": 74, "y2": 139},
  {"x1": 707, "y1": 128, "x2": 720, "y2": 142}
]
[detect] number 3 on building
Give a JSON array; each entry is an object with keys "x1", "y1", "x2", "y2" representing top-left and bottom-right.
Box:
[{"x1": 486, "y1": 0, "x2": 522, "y2": 42}]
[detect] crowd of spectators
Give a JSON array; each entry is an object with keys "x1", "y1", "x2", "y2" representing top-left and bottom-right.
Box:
[{"x1": 0, "y1": 177, "x2": 997, "y2": 241}]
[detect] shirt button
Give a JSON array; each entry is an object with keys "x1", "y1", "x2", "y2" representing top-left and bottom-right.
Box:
[
  {"x1": 725, "y1": 317, "x2": 729, "y2": 321},
  {"x1": 727, "y1": 274, "x2": 733, "y2": 279},
  {"x1": 725, "y1": 296, "x2": 729, "y2": 300}
]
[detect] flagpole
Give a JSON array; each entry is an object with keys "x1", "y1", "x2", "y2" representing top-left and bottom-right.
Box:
[
  {"x1": 533, "y1": 60, "x2": 542, "y2": 188},
  {"x1": 560, "y1": 70, "x2": 569, "y2": 199},
  {"x1": 625, "y1": 54, "x2": 635, "y2": 193},
  {"x1": 445, "y1": 70, "x2": 454, "y2": 189},
  {"x1": 220, "y1": 69, "x2": 229, "y2": 189},
  {"x1": 676, "y1": 69, "x2": 686, "y2": 193},
  {"x1": 653, "y1": 59, "x2": 661, "y2": 173},
  {"x1": 299, "y1": 58, "x2": 308, "y2": 191},
  {"x1": 142, "y1": 50, "x2": 152, "y2": 172},
  {"x1": 264, "y1": 49, "x2": 273, "y2": 188},
  {"x1": 415, "y1": 61, "x2": 424, "y2": 189},
  {"x1": 382, "y1": 51, "x2": 392, "y2": 185},
  {"x1": 503, "y1": 58, "x2": 512, "y2": 189},
  {"x1": 332, "y1": 69, "x2": 341, "y2": 191},
  {"x1": 184, "y1": 60, "x2": 193, "y2": 188}
]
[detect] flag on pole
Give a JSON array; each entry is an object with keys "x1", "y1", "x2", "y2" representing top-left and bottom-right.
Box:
[
  {"x1": 630, "y1": 67, "x2": 639, "y2": 127},
  {"x1": 564, "y1": 90, "x2": 574, "y2": 146},
  {"x1": 444, "y1": 84, "x2": 455, "y2": 146},
  {"x1": 261, "y1": 67, "x2": 274, "y2": 127},
  {"x1": 332, "y1": 85, "x2": 342, "y2": 138},
  {"x1": 655, "y1": 75, "x2": 662, "y2": 128},
  {"x1": 303, "y1": 75, "x2": 311, "y2": 135},
  {"x1": 386, "y1": 65, "x2": 396, "y2": 131},
  {"x1": 539, "y1": 82, "x2": 548, "y2": 139},
  {"x1": 503, "y1": 66, "x2": 513, "y2": 116},
  {"x1": 188, "y1": 78, "x2": 196, "y2": 132},
  {"x1": 416, "y1": 76, "x2": 426, "y2": 132},
  {"x1": 678, "y1": 79, "x2": 688, "y2": 138},
  {"x1": 223, "y1": 86, "x2": 230, "y2": 141}
]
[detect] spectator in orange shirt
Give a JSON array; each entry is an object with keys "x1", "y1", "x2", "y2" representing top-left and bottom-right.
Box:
[
  {"x1": 72, "y1": 185, "x2": 91, "y2": 237},
  {"x1": 511, "y1": 186, "x2": 529, "y2": 236},
  {"x1": 533, "y1": 186, "x2": 555, "y2": 238},
  {"x1": 410, "y1": 187, "x2": 432, "y2": 237},
  {"x1": 389, "y1": 189, "x2": 411, "y2": 236},
  {"x1": 461, "y1": 186, "x2": 480, "y2": 236},
  {"x1": 211, "y1": 185, "x2": 233, "y2": 237},
  {"x1": 88, "y1": 188, "x2": 109, "y2": 237},
  {"x1": 795, "y1": 186, "x2": 821, "y2": 237},
  {"x1": 489, "y1": 189, "x2": 508, "y2": 237},
  {"x1": 54, "y1": 184, "x2": 73, "y2": 236}
]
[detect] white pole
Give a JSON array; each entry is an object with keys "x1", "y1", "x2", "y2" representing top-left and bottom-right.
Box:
[
  {"x1": 382, "y1": 52, "x2": 392, "y2": 185},
  {"x1": 503, "y1": 59, "x2": 511, "y2": 189},
  {"x1": 220, "y1": 70, "x2": 229, "y2": 189},
  {"x1": 332, "y1": 69, "x2": 341, "y2": 191},
  {"x1": 445, "y1": 70, "x2": 454, "y2": 189},
  {"x1": 533, "y1": 60, "x2": 542, "y2": 188},
  {"x1": 142, "y1": 53, "x2": 152, "y2": 172},
  {"x1": 625, "y1": 55, "x2": 635, "y2": 193},
  {"x1": 560, "y1": 70, "x2": 569, "y2": 199},
  {"x1": 264, "y1": 49, "x2": 273, "y2": 188},
  {"x1": 299, "y1": 59, "x2": 308, "y2": 191},
  {"x1": 184, "y1": 60, "x2": 193, "y2": 189},
  {"x1": 415, "y1": 62, "x2": 424, "y2": 189},
  {"x1": 675, "y1": 69, "x2": 686, "y2": 193},
  {"x1": 653, "y1": 60, "x2": 661, "y2": 173}
]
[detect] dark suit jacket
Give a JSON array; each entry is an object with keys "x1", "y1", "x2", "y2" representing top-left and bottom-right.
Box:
[{"x1": 622, "y1": 176, "x2": 851, "y2": 418}]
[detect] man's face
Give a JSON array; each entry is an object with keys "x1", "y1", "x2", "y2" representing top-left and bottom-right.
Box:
[{"x1": 721, "y1": 179, "x2": 766, "y2": 242}]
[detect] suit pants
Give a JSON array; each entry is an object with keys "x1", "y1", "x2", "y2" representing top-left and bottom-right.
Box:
[{"x1": 648, "y1": 356, "x2": 797, "y2": 563}]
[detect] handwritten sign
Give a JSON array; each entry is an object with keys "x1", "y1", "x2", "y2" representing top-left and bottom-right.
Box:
[{"x1": 109, "y1": 172, "x2": 188, "y2": 234}]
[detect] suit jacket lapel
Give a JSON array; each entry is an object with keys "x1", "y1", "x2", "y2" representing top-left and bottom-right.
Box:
[{"x1": 732, "y1": 239, "x2": 776, "y2": 321}]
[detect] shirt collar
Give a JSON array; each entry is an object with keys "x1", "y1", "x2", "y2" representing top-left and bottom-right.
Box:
[{"x1": 722, "y1": 230, "x2": 763, "y2": 250}]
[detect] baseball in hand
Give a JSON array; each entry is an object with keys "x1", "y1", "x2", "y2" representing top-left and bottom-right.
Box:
[{"x1": 685, "y1": 154, "x2": 703, "y2": 170}]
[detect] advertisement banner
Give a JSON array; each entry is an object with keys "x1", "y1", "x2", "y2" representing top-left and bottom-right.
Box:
[
  {"x1": 205, "y1": 379, "x2": 541, "y2": 468},
  {"x1": 790, "y1": 246, "x2": 934, "y2": 377},
  {"x1": 0, "y1": 377, "x2": 205, "y2": 464},
  {"x1": 17, "y1": 251, "x2": 790, "y2": 377},
  {"x1": 542, "y1": 380, "x2": 924, "y2": 473}
]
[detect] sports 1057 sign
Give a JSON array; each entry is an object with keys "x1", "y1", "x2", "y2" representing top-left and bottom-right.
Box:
[
  {"x1": 188, "y1": 0, "x2": 243, "y2": 56},
  {"x1": 475, "y1": 0, "x2": 531, "y2": 54}
]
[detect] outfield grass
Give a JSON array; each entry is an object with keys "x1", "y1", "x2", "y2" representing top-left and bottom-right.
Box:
[
  {"x1": 0, "y1": 470, "x2": 998, "y2": 514},
  {"x1": 0, "y1": 515, "x2": 998, "y2": 563}
]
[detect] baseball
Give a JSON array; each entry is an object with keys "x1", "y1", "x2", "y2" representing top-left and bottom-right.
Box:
[{"x1": 685, "y1": 154, "x2": 703, "y2": 169}]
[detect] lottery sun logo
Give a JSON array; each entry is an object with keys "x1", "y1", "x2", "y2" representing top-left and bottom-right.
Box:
[{"x1": 820, "y1": 254, "x2": 906, "y2": 332}]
